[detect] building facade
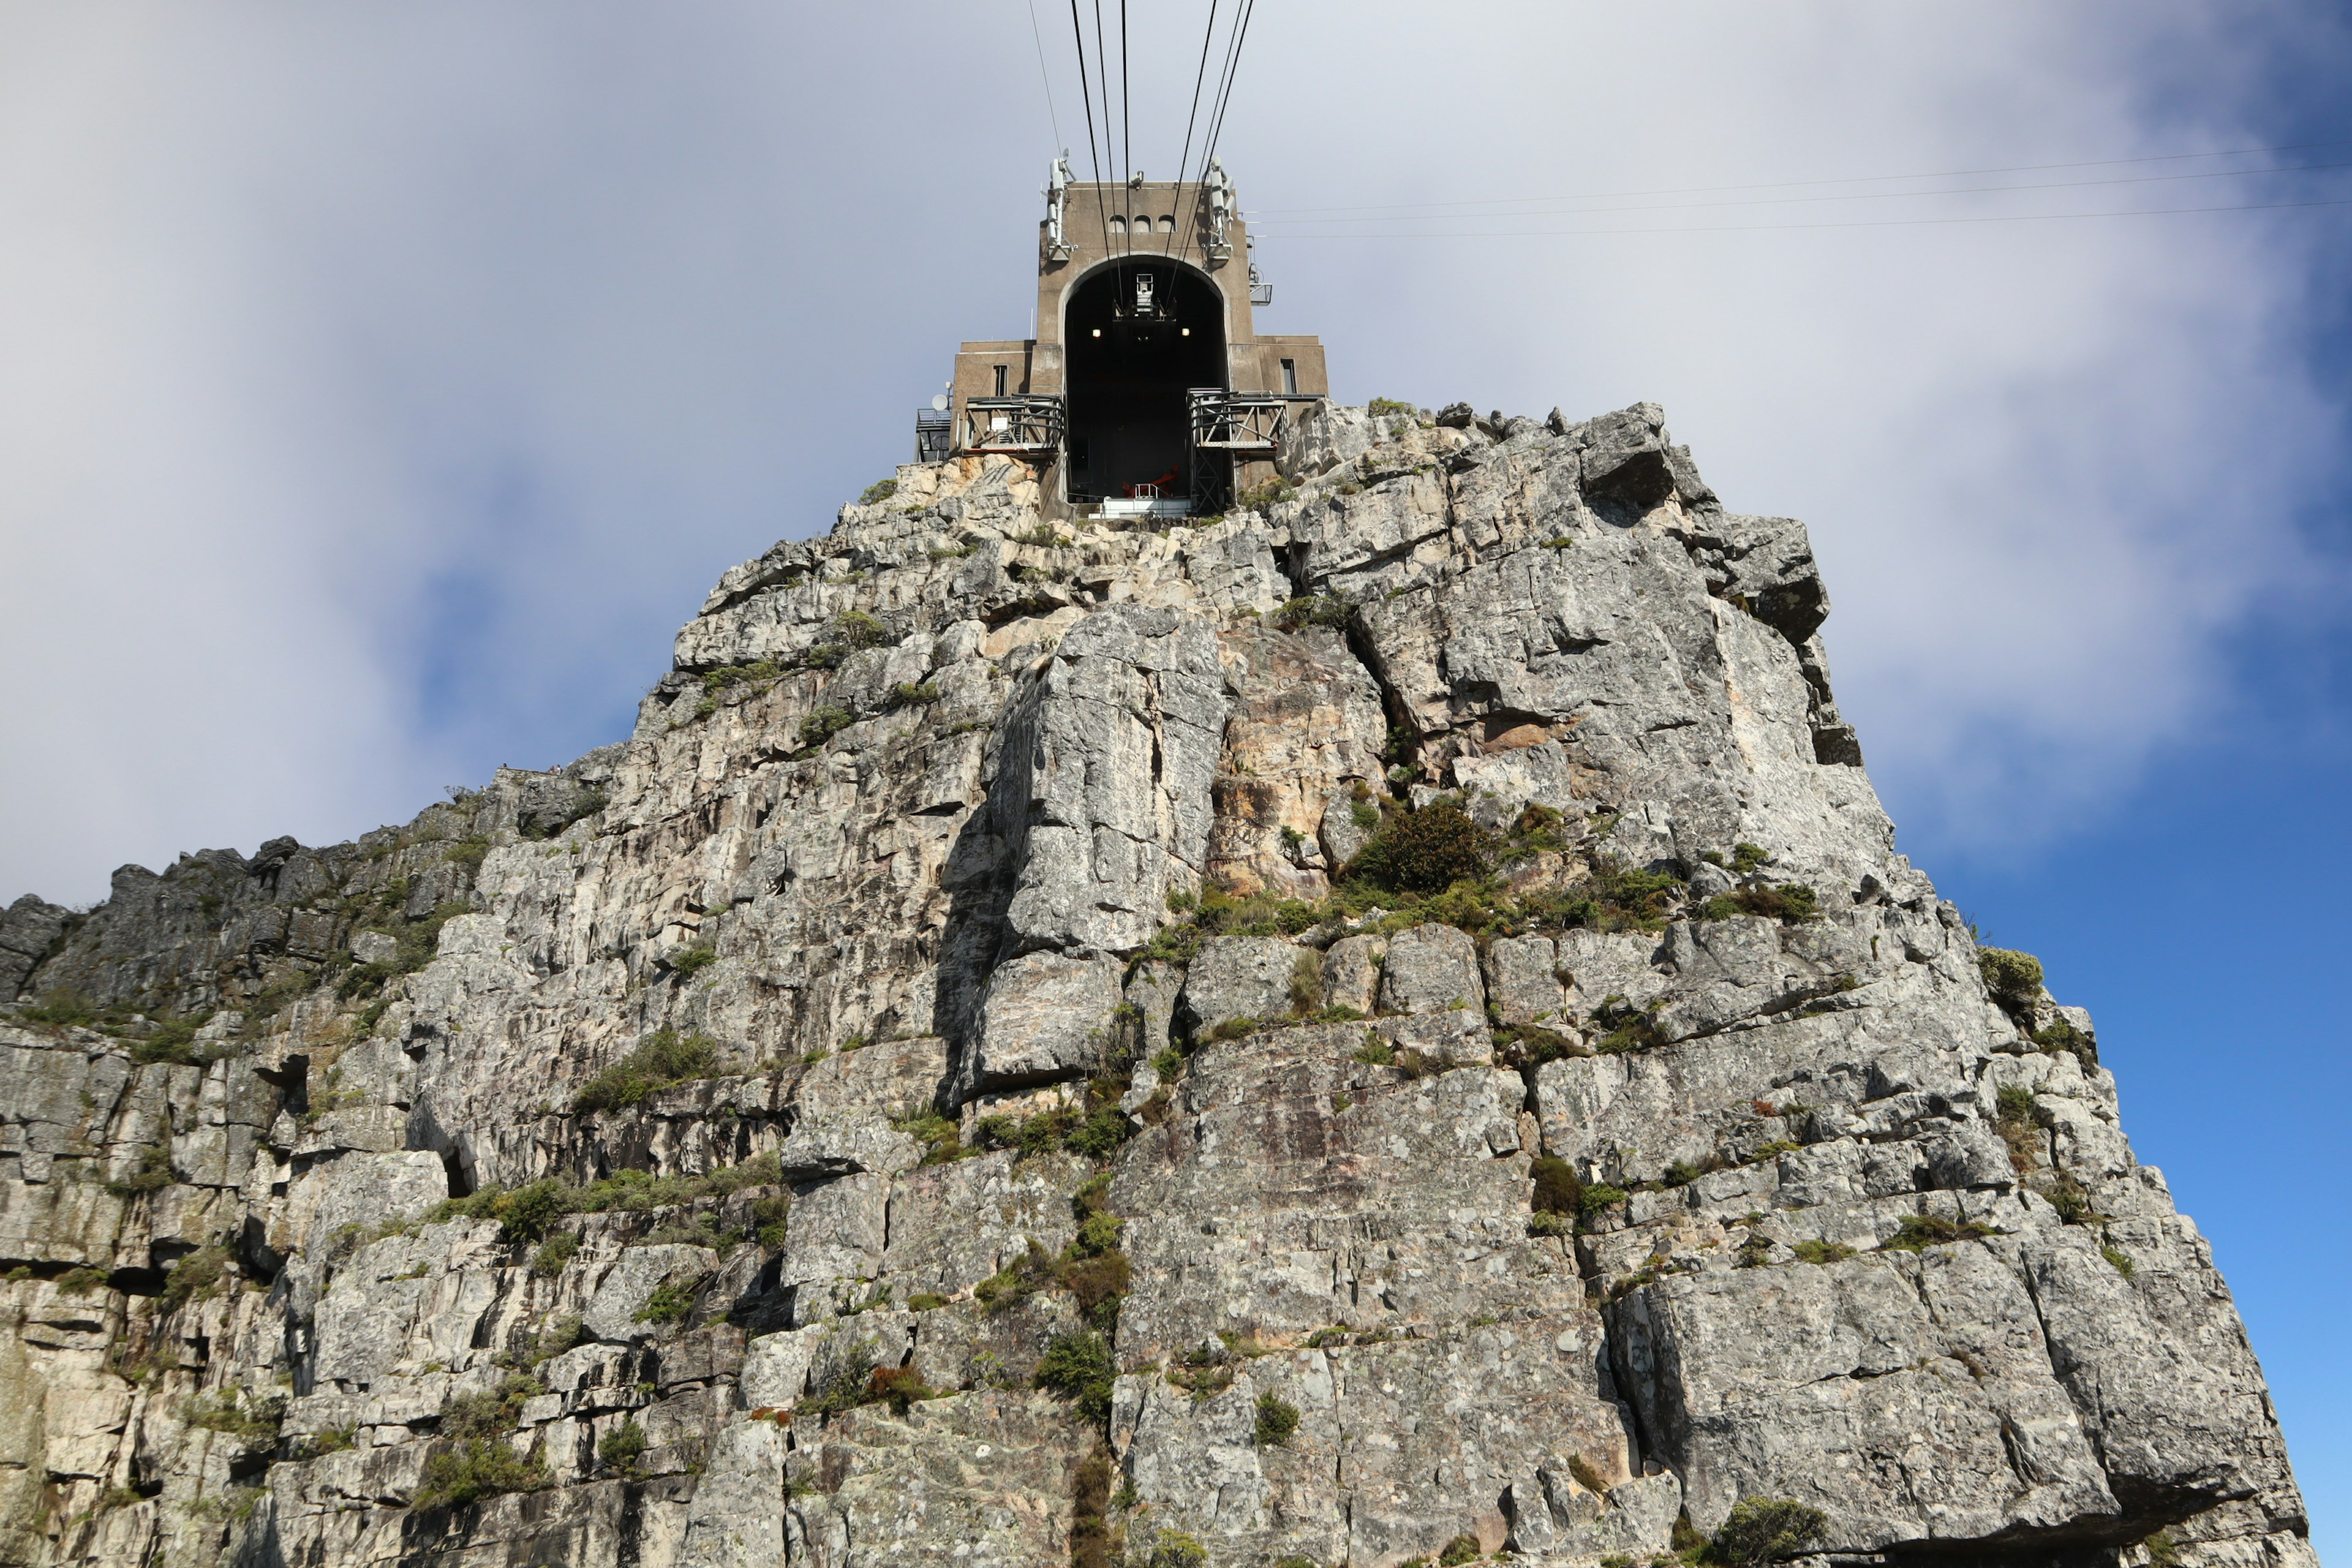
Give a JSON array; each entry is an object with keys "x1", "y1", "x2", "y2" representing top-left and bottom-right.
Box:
[{"x1": 929, "y1": 159, "x2": 1327, "y2": 519}]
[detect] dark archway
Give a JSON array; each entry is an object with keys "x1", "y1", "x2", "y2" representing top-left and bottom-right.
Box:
[{"x1": 1064, "y1": 262, "x2": 1226, "y2": 503}]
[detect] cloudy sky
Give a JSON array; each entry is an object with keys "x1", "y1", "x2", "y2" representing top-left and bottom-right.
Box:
[{"x1": 4, "y1": 0, "x2": 2349, "y2": 1541}]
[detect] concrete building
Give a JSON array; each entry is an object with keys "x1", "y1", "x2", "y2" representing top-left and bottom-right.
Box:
[{"x1": 923, "y1": 158, "x2": 1327, "y2": 519}]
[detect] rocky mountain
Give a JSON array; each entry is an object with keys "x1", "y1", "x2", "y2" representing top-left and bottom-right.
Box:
[{"x1": 0, "y1": 401, "x2": 2313, "y2": 1568}]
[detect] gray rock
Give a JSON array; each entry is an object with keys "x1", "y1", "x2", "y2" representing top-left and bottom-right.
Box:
[
  {"x1": 1178, "y1": 935, "x2": 1303, "y2": 1035},
  {"x1": 1378, "y1": 923, "x2": 1483, "y2": 1016},
  {"x1": 582, "y1": 1244, "x2": 720, "y2": 1343},
  {"x1": 1319, "y1": 933, "x2": 1385, "y2": 1015},
  {"x1": 0, "y1": 401, "x2": 2305, "y2": 1568},
  {"x1": 1485, "y1": 933, "x2": 1566, "y2": 1024},
  {"x1": 968, "y1": 949, "x2": 1122, "y2": 1088}
]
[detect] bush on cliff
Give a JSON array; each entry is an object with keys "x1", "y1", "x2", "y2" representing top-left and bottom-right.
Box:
[
  {"x1": 1977, "y1": 948, "x2": 2044, "y2": 1003},
  {"x1": 413, "y1": 1439, "x2": 548, "y2": 1510},
  {"x1": 1705, "y1": 1496, "x2": 1826, "y2": 1565},
  {"x1": 1346, "y1": 796, "x2": 1493, "y2": 894},
  {"x1": 572, "y1": 1027, "x2": 719, "y2": 1112}
]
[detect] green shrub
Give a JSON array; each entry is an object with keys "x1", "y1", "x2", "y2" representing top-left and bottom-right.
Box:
[
  {"x1": 2102, "y1": 1243, "x2": 2136, "y2": 1279},
  {"x1": 1531, "y1": 1155, "x2": 1583, "y2": 1218},
  {"x1": 160, "y1": 1245, "x2": 232, "y2": 1310},
  {"x1": 2032, "y1": 1014, "x2": 2090, "y2": 1060},
  {"x1": 1348, "y1": 797, "x2": 1494, "y2": 894},
  {"x1": 597, "y1": 1418, "x2": 646, "y2": 1473},
  {"x1": 572, "y1": 1027, "x2": 720, "y2": 1112},
  {"x1": 1035, "y1": 1330, "x2": 1116, "y2": 1422},
  {"x1": 1707, "y1": 1496, "x2": 1826, "y2": 1565},
  {"x1": 799, "y1": 1332, "x2": 880, "y2": 1417},
  {"x1": 529, "y1": 1316, "x2": 584, "y2": 1364},
  {"x1": 1792, "y1": 1239, "x2": 1855, "y2": 1265},
  {"x1": 1366, "y1": 397, "x2": 1414, "y2": 417},
  {"x1": 1882, "y1": 1214, "x2": 1997, "y2": 1253},
  {"x1": 1439, "y1": 1537, "x2": 1482, "y2": 1567},
  {"x1": 2144, "y1": 1531, "x2": 2180, "y2": 1567},
  {"x1": 1145, "y1": 1531, "x2": 1208, "y2": 1568},
  {"x1": 529, "y1": 1231, "x2": 579, "y2": 1276},
  {"x1": 1978, "y1": 948, "x2": 2045, "y2": 1002},
  {"x1": 859, "y1": 478, "x2": 898, "y2": 505},
  {"x1": 1273, "y1": 595, "x2": 1355, "y2": 633},
  {"x1": 22, "y1": 989, "x2": 97, "y2": 1028},
  {"x1": 1254, "y1": 1390, "x2": 1300, "y2": 1447},
  {"x1": 633, "y1": 1276, "x2": 703, "y2": 1326},
  {"x1": 1578, "y1": 1184, "x2": 1628, "y2": 1219},
  {"x1": 669, "y1": 945, "x2": 718, "y2": 978},
  {"x1": 443, "y1": 837, "x2": 490, "y2": 875},
  {"x1": 440, "y1": 1374, "x2": 543, "y2": 1439},
  {"x1": 57, "y1": 1266, "x2": 108, "y2": 1295},
  {"x1": 178, "y1": 1389, "x2": 282, "y2": 1441},
  {"x1": 888, "y1": 681, "x2": 941, "y2": 709},
  {"x1": 1730, "y1": 843, "x2": 1772, "y2": 873},
  {"x1": 835, "y1": 610, "x2": 886, "y2": 648},
  {"x1": 799, "y1": 706, "x2": 855, "y2": 749},
  {"x1": 1698, "y1": 884, "x2": 1819, "y2": 923},
  {"x1": 865, "y1": 1363, "x2": 937, "y2": 1415},
  {"x1": 1589, "y1": 996, "x2": 1663, "y2": 1055},
  {"x1": 496, "y1": 1180, "x2": 572, "y2": 1245},
  {"x1": 128, "y1": 1011, "x2": 215, "y2": 1066},
  {"x1": 907, "y1": 1292, "x2": 948, "y2": 1311},
  {"x1": 1491, "y1": 1022, "x2": 1585, "y2": 1068},
  {"x1": 892, "y1": 1111, "x2": 968, "y2": 1166},
  {"x1": 413, "y1": 1438, "x2": 548, "y2": 1510},
  {"x1": 105, "y1": 1145, "x2": 175, "y2": 1198},
  {"x1": 1352, "y1": 1034, "x2": 1395, "y2": 1066}
]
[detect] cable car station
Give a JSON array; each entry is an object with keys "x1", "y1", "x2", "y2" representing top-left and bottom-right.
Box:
[{"x1": 921, "y1": 158, "x2": 1327, "y2": 521}]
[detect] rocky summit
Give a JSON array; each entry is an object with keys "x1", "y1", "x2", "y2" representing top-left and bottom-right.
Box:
[{"x1": 0, "y1": 401, "x2": 2313, "y2": 1568}]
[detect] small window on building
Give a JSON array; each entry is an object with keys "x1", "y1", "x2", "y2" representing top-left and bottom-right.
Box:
[
  {"x1": 1281, "y1": 358, "x2": 1298, "y2": 396},
  {"x1": 1108, "y1": 216, "x2": 1126, "y2": 235},
  {"x1": 993, "y1": 364, "x2": 1007, "y2": 396},
  {"x1": 1159, "y1": 215, "x2": 1175, "y2": 233}
]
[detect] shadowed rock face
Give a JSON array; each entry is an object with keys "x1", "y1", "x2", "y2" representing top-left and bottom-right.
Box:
[{"x1": 0, "y1": 410, "x2": 2309, "y2": 1568}]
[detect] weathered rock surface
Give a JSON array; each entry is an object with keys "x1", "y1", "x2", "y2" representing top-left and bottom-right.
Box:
[{"x1": 0, "y1": 402, "x2": 2309, "y2": 1568}]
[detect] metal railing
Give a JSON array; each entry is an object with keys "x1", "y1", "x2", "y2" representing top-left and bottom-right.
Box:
[
  {"x1": 1188, "y1": 389, "x2": 1288, "y2": 453},
  {"x1": 962, "y1": 394, "x2": 1065, "y2": 456}
]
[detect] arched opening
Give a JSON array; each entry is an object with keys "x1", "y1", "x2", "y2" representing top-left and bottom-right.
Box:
[{"x1": 1064, "y1": 261, "x2": 1226, "y2": 503}]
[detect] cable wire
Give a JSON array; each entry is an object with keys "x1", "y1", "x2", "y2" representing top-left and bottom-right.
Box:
[
  {"x1": 1025, "y1": 0, "x2": 1064, "y2": 151},
  {"x1": 1161, "y1": 0, "x2": 1220, "y2": 260},
  {"x1": 1174, "y1": 0, "x2": 1254, "y2": 264},
  {"x1": 1068, "y1": 0, "x2": 1112, "y2": 257},
  {"x1": 1120, "y1": 0, "x2": 1133, "y2": 257}
]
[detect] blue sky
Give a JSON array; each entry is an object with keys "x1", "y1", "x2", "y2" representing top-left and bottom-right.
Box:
[{"x1": 2, "y1": 1, "x2": 2347, "y2": 1544}]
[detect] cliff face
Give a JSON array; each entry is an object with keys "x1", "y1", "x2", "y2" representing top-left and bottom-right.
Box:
[{"x1": 0, "y1": 401, "x2": 2312, "y2": 1568}]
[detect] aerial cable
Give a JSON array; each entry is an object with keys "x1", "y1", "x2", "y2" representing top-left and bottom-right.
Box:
[
  {"x1": 1198, "y1": 0, "x2": 1256, "y2": 186},
  {"x1": 1161, "y1": 0, "x2": 1220, "y2": 260},
  {"x1": 1174, "y1": 0, "x2": 1252, "y2": 264},
  {"x1": 1093, "y1": 1, "x2": 1122, "y2": 276},
  {"x1": 1068, "y1": 0, "x2": 1112, "y2": 258},
  {"x1": 1024, "y1": 0, "x2": 1064, "y2": 150},
  {"x1": 1245, "y1": 138, "x2": 2352, "y2": 217},
  {"x1": 1120, "y1": 0, "x2": 1133, "y2": 258}
]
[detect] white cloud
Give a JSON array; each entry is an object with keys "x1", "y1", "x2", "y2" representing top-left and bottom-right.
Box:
[{"x1": 1, "y1": 1, "x2": 2345, "y2": 901}]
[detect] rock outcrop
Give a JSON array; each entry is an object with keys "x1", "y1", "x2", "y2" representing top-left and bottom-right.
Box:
[{"x1": 0, "y1": 403, "x2": 2312, "y2": 1568}]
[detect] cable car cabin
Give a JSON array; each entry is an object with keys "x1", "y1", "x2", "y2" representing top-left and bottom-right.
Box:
[{"x1": 932, "y1": 159, "x2": 1327, "y2": 521}]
